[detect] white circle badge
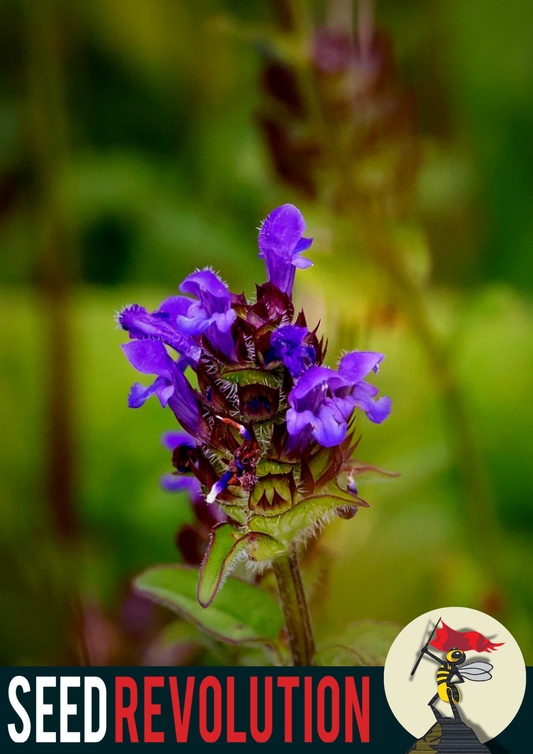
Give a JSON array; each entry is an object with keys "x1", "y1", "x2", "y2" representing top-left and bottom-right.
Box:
[{"x1": 384, "y1": 606, "x2": 526, "y2": 744}]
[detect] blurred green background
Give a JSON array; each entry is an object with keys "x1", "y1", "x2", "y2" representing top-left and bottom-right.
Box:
[{"x1": 1, "y1": 0, "x2": 532, "y2": 665}]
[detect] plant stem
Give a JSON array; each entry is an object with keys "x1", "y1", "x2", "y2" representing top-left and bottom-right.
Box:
[{"x1": 273, "y1": 549, "x2": 316, "y2": 666}]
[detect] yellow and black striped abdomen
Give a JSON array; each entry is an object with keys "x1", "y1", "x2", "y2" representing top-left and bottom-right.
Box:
[{"x1": 437, "y1": 663, "x2": 461, "y2": 704}]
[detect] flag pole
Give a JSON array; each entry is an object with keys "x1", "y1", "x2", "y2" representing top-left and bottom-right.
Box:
[{"x1": 411, "y1": 616, "x2": 442, "y2": 676}]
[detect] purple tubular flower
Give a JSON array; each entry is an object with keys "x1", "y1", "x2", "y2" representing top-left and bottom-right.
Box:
[
  {"x1": 177, "y1": 270, "x2": 236, "y2": 358},
  {"x1": 269, "y1": 324, "x2": 316, "y2": 377},
  {"x1": 286, "y1": 366, "x2": 351, "y2": 448},
  {"x1": 119, "y1": 302, "x2": 200, "y2": 363},
  {"x1": 286, "y1": 351, "x2": 391, "y2": 448},
  {"x1": 258, "y1": 204, "x2": 313, "y2": 297},
  {"x1": 121, "y1": 340, "x2": 199, "y2": 434}
]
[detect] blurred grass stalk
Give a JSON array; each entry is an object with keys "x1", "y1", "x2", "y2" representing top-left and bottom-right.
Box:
[
  {"x1": 24, "y1": 0, "x2": 86, "y2": 662},
  {"x1": 267, "y1": 0, "x2": 502, "y2": 604}
]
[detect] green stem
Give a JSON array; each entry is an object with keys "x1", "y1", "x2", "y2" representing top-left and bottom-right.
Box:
[{"x1": 273, "y1": 549, "x2": 316, "y2": 666}]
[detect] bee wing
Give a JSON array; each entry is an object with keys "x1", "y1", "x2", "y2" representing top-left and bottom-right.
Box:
[{"x1": 460, "y1": 662, "x2": 493, "y2": 681}]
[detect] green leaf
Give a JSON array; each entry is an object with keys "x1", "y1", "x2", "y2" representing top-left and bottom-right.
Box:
[
  {"x1": 135, "y1": 565, "x2": 284, "y2": 645},
  {"x1": 197, "y1": 523, "x2": 284, "y2": 607},
  {"x1": 325, "y1": 621, "x2": 402, "y2": 666}
]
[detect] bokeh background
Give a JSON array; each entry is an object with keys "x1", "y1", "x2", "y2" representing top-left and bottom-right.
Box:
[{"x1": 1, "y1": 0, "x2": 532, "y2": 665}]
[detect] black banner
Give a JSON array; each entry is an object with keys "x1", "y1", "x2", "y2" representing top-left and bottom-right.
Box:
[{"x1": 1, "y1": 667, "x2": 529, "y2": 751}]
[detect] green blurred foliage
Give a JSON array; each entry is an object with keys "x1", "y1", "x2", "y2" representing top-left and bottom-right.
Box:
[{"x1": 1, "y1": 0, "x2": 532, "y2": 665}]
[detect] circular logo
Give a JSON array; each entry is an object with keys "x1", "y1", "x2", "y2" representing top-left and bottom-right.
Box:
[{"x1": 384, "y1": 606, "x2": 526, "y2": 744}]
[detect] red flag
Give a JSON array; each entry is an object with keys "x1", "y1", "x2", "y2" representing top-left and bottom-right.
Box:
[{"x1": 429, "y1": 621, "x2": 504, "y2": 653}]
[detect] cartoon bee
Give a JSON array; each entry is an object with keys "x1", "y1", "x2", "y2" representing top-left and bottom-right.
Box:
[{"x1": 421, "y1": 645, "x2": 493, "y2": 711}]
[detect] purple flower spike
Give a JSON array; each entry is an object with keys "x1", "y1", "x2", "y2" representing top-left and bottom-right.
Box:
[
  {"x1": 258, "y1": 204, "x2": 313, "y2": 297},
  {"x1": 119, "y1": 206, "x2": 393, "y2": 556},
  {"x1": 177, "y1": 270, "x2": 237, "y2": 358},
  {"x1": 269, "y1": 324, "x2": 316, "y2": 377}
]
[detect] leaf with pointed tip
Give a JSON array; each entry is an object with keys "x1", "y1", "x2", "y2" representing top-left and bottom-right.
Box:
[
  {"x1": 134, "y1": 566, "x2": 284, "y2": 645},
  {"x1": 197, "y1": 523, "x2": 284, "y2": 607}
]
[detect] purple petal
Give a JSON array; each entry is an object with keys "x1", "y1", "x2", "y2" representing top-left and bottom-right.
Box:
[
  {"x1": 161, "y1": 431, "x2": 196, "y2": 451},
  {"x1": 161, "y1": 474, "x2": 202, "y2": 496},
  {"x1": 128, "y1": 376, "x2": 174, "y2": 409},
  {"x1": 364, "y1": 396, "x2": 392, "y2": 424},
  {"x1": 313, "y1": 402, "x2": 348, "y2": 447},
  {"x1": 292, "y1": 255, "x2": 314, "y2": 270},
  {"x1": 258, "y1": 204, "x2": 313, "y2": 296},
  {"x1": 211, "y1": 307, "x2": 237, "y2": 333},
  {"x1": 289, "y1": 366, "x2": 344, "y2": 402},
  {"x1": 121, "y1": 340, "x2": 173, "y2": 379},
  {"x1": 270, "y1": 324, "x2": 316, "y2": 377},
  {"x1": 119, "y1": 303, "x2": 200, "y2": 361},
  {"x1": 352, "y1": 384, "x2": 392, "y2": 424},
  {"x1": 259, "y1": 205, "x2": 306, "y2": 258},
  {"x1": 286, "y1": 407, "x2": 317, "y2": 437},
  {"x1": 176, "y1": 302, "x2": 211, "y2": 336},
  {"x1": 179, "y1": 269, "x2": 230, "y2": 300},
  {"x1": 167, "y1": 369, "x2": 200, "y2": 435},
  {"x1": 157, "y1": 295, "x2": 194, "y2": 319},
  {"x1": 177, "y1": 269, "x2": 236, "y2": 358},
  {"x1": 294, "y1": 237, "x2": 314, "y2": 253},
  {"x1": 338, "y1": 351, "x2": 385, "y2": 383}
]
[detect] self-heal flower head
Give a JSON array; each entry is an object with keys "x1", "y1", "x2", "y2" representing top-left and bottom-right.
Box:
[
  {"x1": 269, "y1": 324, "x2": 316, "y2": 377},
  {"x1": 258, "y1": 204, "x2": 313, "y2": 297},
  {"x1": 119, "y1": 204, "x2": 392, "y2": 586}
]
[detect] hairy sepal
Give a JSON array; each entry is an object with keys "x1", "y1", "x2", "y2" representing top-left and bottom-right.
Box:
[{"x1": 197, "y1": 523, "x2": 285, "y2": 607}]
